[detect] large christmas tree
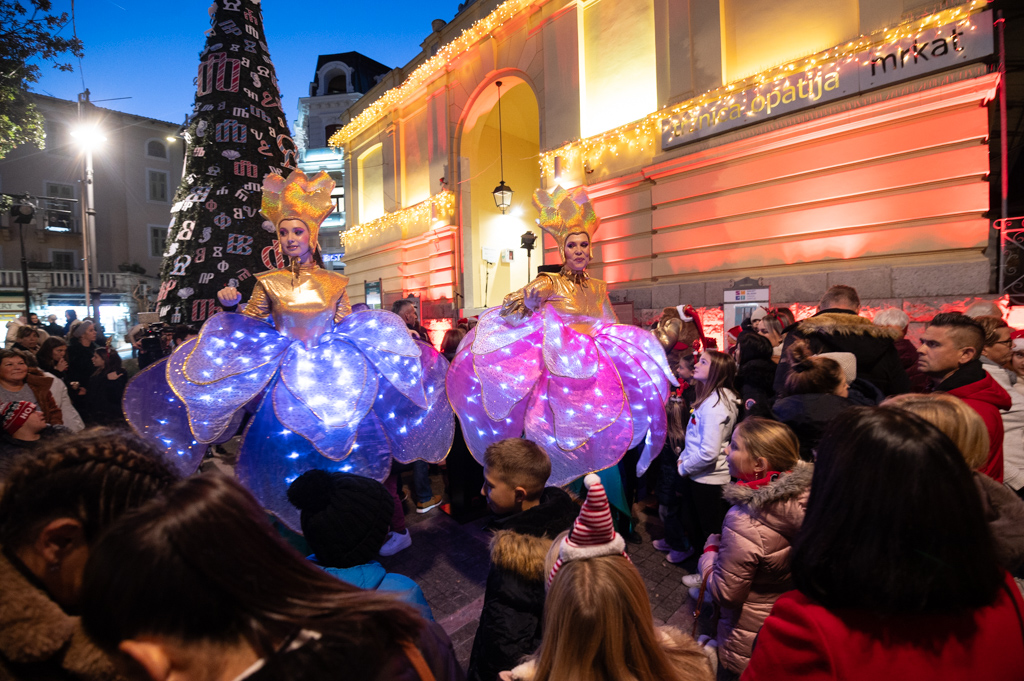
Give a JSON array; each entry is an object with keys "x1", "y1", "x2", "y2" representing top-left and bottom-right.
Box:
[{"x1": 158, "y1": 0, "x2": 298, "y2": 324}]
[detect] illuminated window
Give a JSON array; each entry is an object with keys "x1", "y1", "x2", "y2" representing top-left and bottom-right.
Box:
[
  {"x1": 357, "y1": 144, "x2": 384, "y2": 223},
  {"x1": 402, "y1": 105, "x2": 430, "y2": 207},
  {"x1": 580, "y1": 0, "x2": 657, "y2": 137},
  {"x1": 721, "y1": 0, "x2": 858, "y2": 82}
]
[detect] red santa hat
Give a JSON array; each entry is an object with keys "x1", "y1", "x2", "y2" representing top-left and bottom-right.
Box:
[
  {"x1": 547, "y1": 474, "x2": 629, "y2": 586},
  {"x1": 1012, "y1": 329, "x2": 1024, "y2": 353}
]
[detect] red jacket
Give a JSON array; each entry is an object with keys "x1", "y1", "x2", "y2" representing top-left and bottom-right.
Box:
[
  {"x1": 742, "y1": 572, "x2": 1024, "y2": 681},
  {"x1": 938, "y1": 360, "x2": 1012, "y2": 482}
]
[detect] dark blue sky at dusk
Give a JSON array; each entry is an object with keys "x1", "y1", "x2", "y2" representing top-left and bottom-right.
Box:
[{"x1": 32, "y1": 0, "x2": 462, "y2": 126}]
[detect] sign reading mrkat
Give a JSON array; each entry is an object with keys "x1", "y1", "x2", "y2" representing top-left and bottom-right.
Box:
[{"x1": 662, "y1": 11, "x2": 993, "y2": 151}]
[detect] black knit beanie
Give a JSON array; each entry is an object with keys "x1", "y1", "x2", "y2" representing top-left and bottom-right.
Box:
[{"x1": 287, "y1": 469, "x2": 394, "y2": 568}]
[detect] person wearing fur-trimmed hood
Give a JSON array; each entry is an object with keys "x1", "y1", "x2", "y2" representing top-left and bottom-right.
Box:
[
  {"x1": 773, "y1": 285, "x2": 910, "y2": 397},
  {"x1": 694, "y1": 418, "x2": 811, "y2": 679}
]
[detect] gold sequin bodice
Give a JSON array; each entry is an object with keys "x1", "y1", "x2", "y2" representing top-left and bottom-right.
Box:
[
  {"x1": 501, "y1": 271, "x2": 617, "y2": 333},
  {"x1": 241, "y1": 264, "x2": 351, "y2": 346}
]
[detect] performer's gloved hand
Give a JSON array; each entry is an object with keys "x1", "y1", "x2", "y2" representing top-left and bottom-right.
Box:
[{"x1": 218, "y1": 286, "x2": 242, "y2": 309}]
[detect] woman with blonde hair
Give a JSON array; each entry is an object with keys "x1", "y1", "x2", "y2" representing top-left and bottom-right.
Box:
[
  {"x1": 884, "y1": 392, "x2": 1024, "y2": 572},
  {"x1": 677, "y1": 350, "x2": 739, "y2": 568},
  {"x1": 696, "y1": 418, "x2": 811, "y2": 679}
]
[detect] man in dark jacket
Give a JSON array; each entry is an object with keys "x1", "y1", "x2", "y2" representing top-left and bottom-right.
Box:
[
  {"x1": 774, "y1": 285, "x2": 910, "y2": 396},
  {"x1": 918, "y1": 312, "x2": 1012, "y2": 482},
  {"x1": 467, "y1": 439, "x2": 578, "y2": 681}
]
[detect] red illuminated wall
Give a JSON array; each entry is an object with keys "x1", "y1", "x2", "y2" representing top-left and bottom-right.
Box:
[
  {"x1": 398, "y1": 224, "x2": 457, "y2": 302},
  {"x1": 577, "y1": 72, "x2": 1000, "y2": 286}
]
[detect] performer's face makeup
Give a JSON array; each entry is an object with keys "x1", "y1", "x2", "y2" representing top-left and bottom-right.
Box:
[
  {"x1": 563, "y1": 233, "x2": 591, "y2": 272},
  {"x1": 278, "y1": 219, "x2": 312, "y2": 261}
]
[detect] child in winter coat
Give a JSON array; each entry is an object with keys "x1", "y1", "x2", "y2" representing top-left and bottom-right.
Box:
[
  {"x1": 468, "y1": 438, "x2": 579, "y2": 681},
  {"x1": 677, "y1": 350, "x2": 739, "y2": 578},
  {"x1": 287, "y1": 469, "x2": 434, "y2": 620},
  {"x1": 695, "y1": 418, "x2": 811, "y2": 680}
]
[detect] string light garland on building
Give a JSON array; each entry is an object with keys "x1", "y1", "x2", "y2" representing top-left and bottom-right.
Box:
[
  {"x1": 328, "y1": 0, "x2": 533, "y2": 149},
  {"x1": 538, "y1": 0, "x2": 986, "y2": 178},
  {"x1": 343, "y1": 190, "x2": 455, "y2": 251}
]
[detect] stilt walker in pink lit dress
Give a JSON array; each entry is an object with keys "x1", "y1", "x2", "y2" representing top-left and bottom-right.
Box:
[{"x1": 446, "y1": 186, "x2": 677, "y2": 486}]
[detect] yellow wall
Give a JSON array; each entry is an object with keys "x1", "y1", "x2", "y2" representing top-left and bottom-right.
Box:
[
  {"x1": 721, "y1": 0, "x2": 859, "y2": 82},
  {"x1": 580, "y1": 0, "x2": 658, "y2": 137},
  {"x1": 401, "y1": 104, "x2": 431, "y2": 207},
  {"x1": 463, "y1": 82, "x2": 540, "y2": 310},
  {"x1": 358, "y1": 144, "x2": 384, "y2": 222}
]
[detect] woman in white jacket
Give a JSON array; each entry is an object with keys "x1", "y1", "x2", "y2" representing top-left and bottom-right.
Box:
[
  {"x1": 976, "y1": 316, "x2": 1024, "y2": 498},
  {"x1": 677, "y1": 350, "x2": 739, "y2": 582}
]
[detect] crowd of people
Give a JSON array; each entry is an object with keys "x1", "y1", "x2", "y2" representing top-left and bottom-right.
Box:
[
  {"x1": 2, "y1": 283, "x2": 1024, "y2": 681},
  {"x1": 0, "y1": 310, "x2": 128, "y2": 455}
]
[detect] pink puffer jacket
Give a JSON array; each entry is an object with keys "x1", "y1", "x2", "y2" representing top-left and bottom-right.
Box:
[{"x1": 707, "y1": 461, "x2": 812, "y2": 674}]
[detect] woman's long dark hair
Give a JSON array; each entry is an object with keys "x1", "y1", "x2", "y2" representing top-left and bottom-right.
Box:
[
  {"x1": 736, "y1": 331, "x2": 772, "y2": 366},
  {"x1": 37, "y1": 336, "x2": 67, "y2": 374},
  {"x1": 91, "y1": 347, "x2": 123, "y2": 375},
  {"x1": 80, "y1": 474, "x2": 423, "y2": 674},
  {"x1": 792, "y1": 407, "x2": 1002, "y2": 613}
]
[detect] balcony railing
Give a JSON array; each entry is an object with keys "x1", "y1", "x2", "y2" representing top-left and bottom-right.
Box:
[{"x1": 0, "y1": 270, "x2": 123, "y2": 290}]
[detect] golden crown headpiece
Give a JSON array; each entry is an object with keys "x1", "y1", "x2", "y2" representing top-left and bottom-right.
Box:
[
  {"x1": 261, "y1": 169, "x2": 335, "y2": 252},
  {"x1": 532, "y1": 185, "x2": 600, "y2": 254}
]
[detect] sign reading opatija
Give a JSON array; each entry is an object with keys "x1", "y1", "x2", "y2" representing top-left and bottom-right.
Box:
[{"x1": 661, "y1": 10, "x2": 993, "y2": 151}]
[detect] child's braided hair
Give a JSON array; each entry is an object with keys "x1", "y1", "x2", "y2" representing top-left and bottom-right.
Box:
[{"x1": 0, "y1": 428, "x2": 178, "y2": 549}]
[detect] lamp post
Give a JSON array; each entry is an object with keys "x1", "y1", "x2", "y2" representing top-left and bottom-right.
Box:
[
  {"x1": 74, "y1": 90, "x2": 104, "y2": 322},
  {"x1": 491, "y1": 81, "x2": 513, "y2": 213},
  {"x1": 11, "y1": 195, "x2": 34, "y2": 316},
  {"x1": 520, "y1": 230, "x2": 537, "y2": 286}
]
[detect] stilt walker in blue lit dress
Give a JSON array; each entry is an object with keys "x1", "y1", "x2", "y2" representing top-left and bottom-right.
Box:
[
  {"x1": 124, "y1": 169, "x2": 454, "y2": 528},
  {"x1": 446, "y1": 186, "x2": 677, "y2": 487}
]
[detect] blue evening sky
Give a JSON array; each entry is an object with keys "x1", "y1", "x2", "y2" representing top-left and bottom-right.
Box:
[{"x1": 32, "y1": 0, "x2": 462, "y2": 126}]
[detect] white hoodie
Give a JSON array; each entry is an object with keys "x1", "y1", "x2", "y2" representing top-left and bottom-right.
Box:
[{"x1": 678, "y1": 388, "x2": 739, "y2": 485}]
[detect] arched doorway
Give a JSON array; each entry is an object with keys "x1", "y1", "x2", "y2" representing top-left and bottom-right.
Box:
[{"x1": 458, "y1": 76, "x2": 540, "y2": 313}]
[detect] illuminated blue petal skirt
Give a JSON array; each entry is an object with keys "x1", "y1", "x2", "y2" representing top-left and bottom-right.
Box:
[{"x1": 124, "y1": 310, "x2": 454, "y2": 529}]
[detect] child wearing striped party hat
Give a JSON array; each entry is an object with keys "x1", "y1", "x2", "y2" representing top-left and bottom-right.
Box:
[{"x1": 500, "y1": 474, "x2": 714, "y2": 681}]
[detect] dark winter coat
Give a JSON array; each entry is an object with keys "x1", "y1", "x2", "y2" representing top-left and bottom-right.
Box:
[
  {"x1": 937, "y1": 360, "x2": 1012, "y2": 483},
  {"x1": 772, "y1": 393, "x2": 854, "y2": 461},
  {"x1": 466, "y1": 487, "x2": 579, "y2": 681},
  {"x1": 736, "y1": 358, "x2": 776, "y2": 421},
  {"x1": 774, "y1": 310, "x2": 910, "y2": 396},
  {"x1": 974, "y1": 471, "x2": 1024, "y2": 572},
  {"x1": 0, "y1": 548, "x2": 118, "y2": 681}
]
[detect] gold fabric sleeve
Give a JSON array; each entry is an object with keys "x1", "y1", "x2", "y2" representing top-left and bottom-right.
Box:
[
  {"x1": 241, "y1": 281, "x2": 271, "y2": 320},
  {"x1": 500, "y1": 275, "x2": 556, "y2": 324},
  {"x1": 334, "y1": 287, "x2": 352, "y2": 324}
]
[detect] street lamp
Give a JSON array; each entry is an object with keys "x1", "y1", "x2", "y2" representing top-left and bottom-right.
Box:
[
  {"x1": 491, "y1": 81, "x2": 513, "y2": 214},
  {"x1": 73, "y1": 90, "x2": 105, "y2": 322},
  {"x1": 520, "y1": 231, "x2": 537, "y2": 286},
  {"x1": 11, "y1": 195, "x2": 34, "y2": 317}
]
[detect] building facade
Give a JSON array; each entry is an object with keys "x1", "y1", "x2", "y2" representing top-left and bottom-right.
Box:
[
  {"x1": 330, "y1": 0, "x2": 1017, "y2": 343},
  {"x1": 297, "y1": 53, "x2": 392, "y2": 271},
  {"x1": 0, "y1": 94, "x2": 185, "y2": 334}
]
